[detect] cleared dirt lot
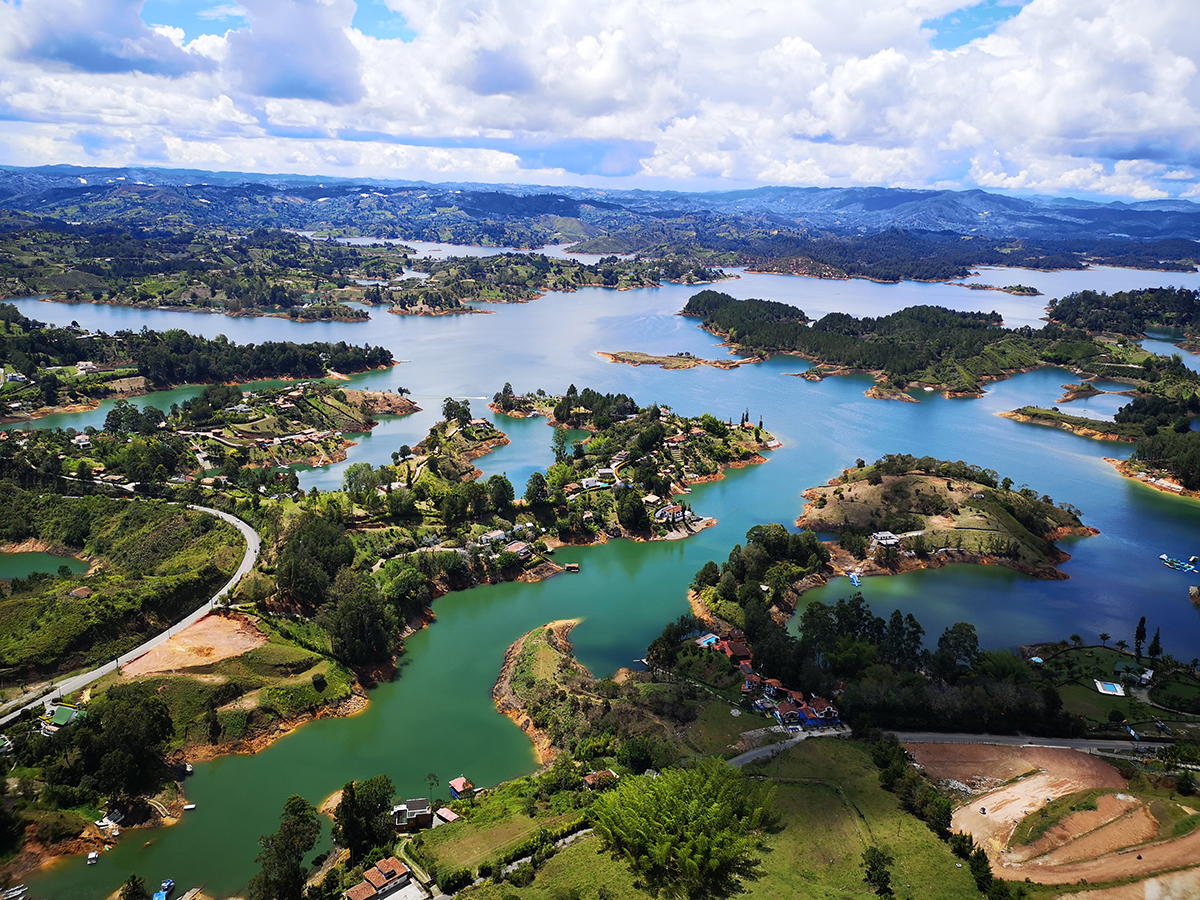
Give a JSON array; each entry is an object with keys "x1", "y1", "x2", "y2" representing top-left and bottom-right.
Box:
[
  {"x1": 905, "y1": 742, "x2": 1200, "y2": 889},
  {"x1": 122, "y1": 613, "x2": 266, "y2": 676}
]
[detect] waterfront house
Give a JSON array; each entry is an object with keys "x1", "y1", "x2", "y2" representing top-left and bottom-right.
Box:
[
  {"x1": 870, "y1": 531, "x2": 901, "y2": 548},
  {"x1": 503, "y1": 541, "x2": 533, "y2": 560},
  {"x1": 343, "y1": 857, "x2": 410, "y2": 900},
  {"x1": 654, "y1": 504, "x2": 686, "y2": 523},
  {"x1": 448, "y1": 776, "x2": 474, "y2": 799},
  {"x1": 481, "y1": 529, "x2": 506, "y2": 543},
  {"x1": 391, "y1": 797, "x2": 433, "y2": 833}
]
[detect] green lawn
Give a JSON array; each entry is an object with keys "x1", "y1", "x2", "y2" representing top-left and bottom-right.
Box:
[{"x1": 459, "y1": 740, "x2": 982, "y2": 900}]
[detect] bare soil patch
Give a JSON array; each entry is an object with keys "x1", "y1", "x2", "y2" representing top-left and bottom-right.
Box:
[
  {"x1": 907, "y1": 742, "x2": 1200, "y2": 887},
  {"x1": 122, "y1": 613, "x2": 267, "y2": 676},
  {"x1": 1073, "y1": 868, "x2": 1200, "y2": 899},
  {"x1": 1009, "y1": 793, "x2": 1139, "y2": 861}
]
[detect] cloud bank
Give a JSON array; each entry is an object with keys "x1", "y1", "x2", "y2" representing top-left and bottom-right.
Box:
[{"x1": 0, "y1": 0, "x2": 1196, "y2": 199}]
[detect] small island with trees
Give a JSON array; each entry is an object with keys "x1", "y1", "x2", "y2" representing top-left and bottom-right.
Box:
[{"x1": 795, "y1": 454, "x2": 1097, "y2": 589}]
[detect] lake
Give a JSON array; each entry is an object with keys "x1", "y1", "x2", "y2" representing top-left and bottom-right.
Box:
[{"x1": 12, "y1": 261, "x2": 1200, "y2": 898}]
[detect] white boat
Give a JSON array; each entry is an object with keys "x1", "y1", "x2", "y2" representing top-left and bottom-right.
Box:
[
  {"x1": 2, "y1": 886, "x2": 29, "y2": 899},
  {"x1": 183, "y1": 803, "x2": 196, "y2": 810},
  {"x1": 87, "y1": 851, "x2": 99, "y2": 865}
]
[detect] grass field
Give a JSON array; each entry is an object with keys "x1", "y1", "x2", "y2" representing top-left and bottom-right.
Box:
[{"x1": 455, "y1": 739, "x2": 981, "y2": 900}]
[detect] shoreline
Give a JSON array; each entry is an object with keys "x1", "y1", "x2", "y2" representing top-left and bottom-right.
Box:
[
  {"x1": 597, "y1": 350, "x2": 763, "y2": 371},
  {"x1": 996, "y1": 409, "x2": 1139, "y2": 442},
  {"x1": 31, "y1": 294, "x2": 369, "y2": 323},
  {"x1": 0, "y1": 364, "x2": 407, "y2": 426},
  {"x1": 491, "y1": 619, "x2": 585, "y2": 768},
  {"x1": 1105, "y1": 457, "x2": 1200, "y2": 500}
]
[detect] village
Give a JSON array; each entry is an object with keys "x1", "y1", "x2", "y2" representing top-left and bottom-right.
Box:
[{"x1": 691, "y1": 631, "x2": 844, "y2": 729}]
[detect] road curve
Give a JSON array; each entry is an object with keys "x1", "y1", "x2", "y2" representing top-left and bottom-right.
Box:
[{"x1": 0, "y1": 503, "x2": 260, "y2": 725}]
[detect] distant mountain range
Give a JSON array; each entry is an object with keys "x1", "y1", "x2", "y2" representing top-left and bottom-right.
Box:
[{"x1": 1, "y1": 163, "x2": 1199, "y2": 243}]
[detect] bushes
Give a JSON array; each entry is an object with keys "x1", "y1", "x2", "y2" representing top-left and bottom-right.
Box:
[{"x1": 436, "y1": 867, "x2": 473, "y2": 895}]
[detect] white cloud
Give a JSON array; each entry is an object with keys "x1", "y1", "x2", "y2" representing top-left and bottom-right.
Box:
[{"x1": 0, "y1": 0, "x2": 1196, "y2": 198}]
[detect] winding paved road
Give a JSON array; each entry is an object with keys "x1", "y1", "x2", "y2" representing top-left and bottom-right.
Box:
[{"x1": 0, "y1": 504, "x2": 260, "y2": 726}]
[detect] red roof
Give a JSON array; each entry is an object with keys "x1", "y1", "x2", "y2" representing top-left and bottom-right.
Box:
[
  {"x1": 449, "y1": 776, "x2": 473, "y2": 793},
  {"x1": 345, "y1": 884, "x2": 377, "y2": 900},
  {"x1": 363, "y1": 869, "x2": 389, "y2": 889},
  {"x1": 436, "y1": 807, "x2": 459, "y2": 822},
  {"x1": 376, "y1": 857, "x2": 408, "y2": 879}
]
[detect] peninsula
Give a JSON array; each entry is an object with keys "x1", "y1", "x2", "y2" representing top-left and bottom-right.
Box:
[{"x1": 675, "y1": 289, "x2": 1200, "y2": 404}]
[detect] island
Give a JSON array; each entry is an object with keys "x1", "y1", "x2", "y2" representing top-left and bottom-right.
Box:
[
  {"x1": 0, "y1": 302, "x2": 396, "y2": 422},
  {"x1": 672, "y1": 289, "x2": 1200, "y2": 409}
]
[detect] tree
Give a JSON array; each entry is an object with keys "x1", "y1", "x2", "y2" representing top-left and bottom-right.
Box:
[
  {"x1": 487, "y1": 473, "x2": 515, "y2": 514},
  {"x1": 120, "y1": 875, "x2": 150, "y2": 900},
  {"x1": 1115, "y1": 639, "x2": 1128, "y2": 652},
  {"x1": 319, "y1": 569, "x2": 397, "y2": 665},
  {"x1": 616, "y1": 490, "x2": 650, "y2": 533},
  {"x1": 524, "y1": 471, "x2": 549, "y2": 505},
  {"x1": 593, "y1": 758, "x2": 772, "y2": 899},
  {"x1": 1135, "y1": 616, "x2": 1147, "y2": 660},
  {"x1": 934, "y1": 622, "x2": 979, "y2": 679},
  {"x1": 333, "y1": 774, "x2": 396, "y2": 864},
  {"x1": 1148, "y1": 627, "x2": 1162, "y2": 660},
  {"x1": 1070, "y1": 633, "x2": 1083, "y2": 647},
  {"x1": 1099, "y1": 632, "x2": 1110, "y2": 647},
  {"x1": 343, "y1": 462, "x2": 381, "y2": 505},
  {"x1": 551, "y1": 426, "x2": 571, "y2": 462},
  {"x1": 248, "y1": 795, "x2": 321, "y2": 900},
  {"x1": 862, "y1": 847, "x2": 894, "y2": 897}
]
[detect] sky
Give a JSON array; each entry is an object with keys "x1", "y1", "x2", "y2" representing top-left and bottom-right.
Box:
[{"x1": 0, "y1": 0, "x2": 1198, "y2": 201}]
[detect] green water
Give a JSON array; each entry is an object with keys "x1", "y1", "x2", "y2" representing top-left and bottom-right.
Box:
[
  {"x1": 11, "y1": 261, "x2": 1200, "y2": 897},
  {"x1": 0, "y1": 552, "x2": 87, "y2": 580}
]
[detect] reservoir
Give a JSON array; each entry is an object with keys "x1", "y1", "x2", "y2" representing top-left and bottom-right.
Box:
[
  {"x1": 0, "y1": 552, "x2": 87, "y2": 581},
  {"x1": 10, "y1": 261, "x2": 1200, "y2": 897}
]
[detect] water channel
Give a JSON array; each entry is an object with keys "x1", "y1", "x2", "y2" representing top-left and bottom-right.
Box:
[{"x1": 10, "y1": 260, "x2": 1200, "y2": 897}]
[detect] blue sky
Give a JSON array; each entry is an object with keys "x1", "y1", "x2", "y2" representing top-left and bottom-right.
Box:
[
  {"x1": 923, "y1": 0, "x2": 1030, "y2": 51},
  {"x1": 0, "y1": 0, "x2": 1197, "y2": 200}
]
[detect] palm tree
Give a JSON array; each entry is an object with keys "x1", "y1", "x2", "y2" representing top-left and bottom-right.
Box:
[
  {"x1": 1070, "y1": 633, "x2": 1084, "y2": 647},
  {"x1": 1115, "y1": 640, "x2": 1128, "y2": 653},
  {"x1": 1099, "y1": 632, "x2": 1110, "y2": 647}
]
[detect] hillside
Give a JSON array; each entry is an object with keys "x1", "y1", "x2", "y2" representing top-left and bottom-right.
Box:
[{"x1": 798, "y1": 454, "x2": 1096, "y2": 579}]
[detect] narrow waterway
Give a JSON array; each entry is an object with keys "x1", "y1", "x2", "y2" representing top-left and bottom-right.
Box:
[{"x1": 10, "y1": 261, "x2": 1200, "y2": 897}]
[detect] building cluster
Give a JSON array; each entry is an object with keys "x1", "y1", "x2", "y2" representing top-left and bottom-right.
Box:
[{"x1": 694, "y1": 633, "x2": 842, "y2": 728}]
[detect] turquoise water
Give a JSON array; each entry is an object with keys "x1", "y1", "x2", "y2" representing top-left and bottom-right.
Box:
[
  {"x1": 0, "y1": 551, "x2": 87, "y2": 580},
  {"x1": 13, "y1": 263, "x2": 1200, "y2": 898}
]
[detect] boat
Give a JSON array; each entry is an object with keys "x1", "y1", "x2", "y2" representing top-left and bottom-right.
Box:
[
  {"x1": 183, "y1": 803, "x2": 196, "y2": 810},
  {"x1": 1159, "y1": 554, "x2": 1199, "y2": 573},
  {"x1": 87, "y1": 851, "x2": 99, "y2": 865},
  {"x1": 2, "y1": 886, "x2": 29, "y2": 899},
  {"x1": 849, "y1": 572, "x2": 861, "y2": 587},
  {"x1": 160, "y1": 879, "x2": 175, "y2": 895}
]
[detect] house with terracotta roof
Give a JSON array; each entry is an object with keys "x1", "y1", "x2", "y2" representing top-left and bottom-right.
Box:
[
  {"x1": 343, "y1": 857, "x2": 410, "y2": 900},
  {"x1": 776, "y1": 700, "x2": 805, "y2": 724},
  {"x1": 807, "y1": 697, "x2": 839, "y2": 720},
  {"x1": 718, "y1": 641, "x2": 751, "y2": 664},
  {"x1": 448, "y1": 776, "x2": 474, "y2": 799},
  {"x1": 583, "y1": 769, "x2": 619, "y2": 790}
]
